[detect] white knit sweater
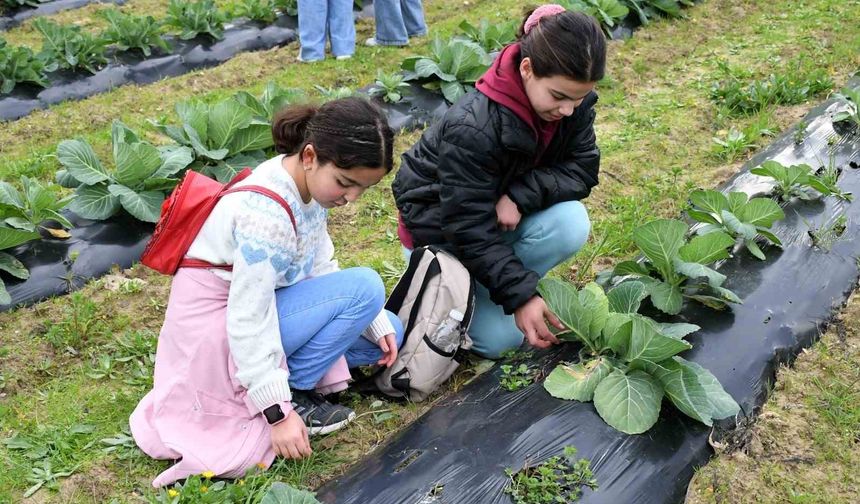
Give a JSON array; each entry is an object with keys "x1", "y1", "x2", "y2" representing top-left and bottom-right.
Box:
[{"x1": 185, "y1": 155, "x2": 394, "y2": 412}]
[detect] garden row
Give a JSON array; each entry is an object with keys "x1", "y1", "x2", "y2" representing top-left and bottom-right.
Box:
[
  {"x1": 0, "y1": 0, "x2": 703, "y2": 120},
  {"x1": 0, "y1": 0, "x2": 126, "y2": 30},
  {"x1": 319, "y1": 77, "x2": 860, "y2": 504}
]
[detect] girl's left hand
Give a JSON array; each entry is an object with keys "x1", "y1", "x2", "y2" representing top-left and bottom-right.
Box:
[{"x1": 377, "y1": 333, "x2": 398, "y2": 367}]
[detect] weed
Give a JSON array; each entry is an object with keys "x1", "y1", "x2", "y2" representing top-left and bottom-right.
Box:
[
  {"x1": 806, "y1": 214, "x2": 847, "y2": 251},
  {"x1": 711, "y1": 128, "x2": 756, "y2": 161},
  {"x1": 149, "y1": 467, "x2": 320, "y2": 503},
  {"x1": 24, "y1": 459, "x2": 78, "y2": 498},
  {"x1": 100, "y1": 426, "x2": 144, "y2": 461},
  {"x1": 499, "y1": 350, "x2": 538, "y2": 391},
  {"x1": 793, "y1": 119, "x2": 809, "y2": 145},
  {"x1": 504, "y1": 446, "x2": 598, "y2": 504},
  {"x1": 42, "y1": 292, "x2": 107, "y2": 352}
]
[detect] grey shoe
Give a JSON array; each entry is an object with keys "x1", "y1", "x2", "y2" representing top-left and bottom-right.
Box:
[{"x1": 291, "y1": 390, "x2": 356, "y2": 435}]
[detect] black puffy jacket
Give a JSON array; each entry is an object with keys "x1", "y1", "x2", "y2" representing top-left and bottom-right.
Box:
[{"x1": 392, "y1": 89, "x2": 600, "y2": 314}]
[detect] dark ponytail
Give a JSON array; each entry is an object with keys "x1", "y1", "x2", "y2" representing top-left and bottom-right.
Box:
[
  {"x1": 518, "y1": 7, "x2": 606, "y2": 82},
  {"x1": 271, "y1": 97, "x2": 395, "y2": 172}
]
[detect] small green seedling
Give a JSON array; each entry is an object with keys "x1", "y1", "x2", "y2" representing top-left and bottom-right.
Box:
[
  {"x1": 807, "y1": 214, "x2": 847, "y2": 252},
  {"x1": 711, "y1": 128, "x2": 756, "y2": 161},
  {"x1": 504, "y1": 446, "x2": 598, "y2": 504},
  {"x1": 793, "y1": 119, "x2": 808, "y2": 145},
  {"x1": 500, "y1": 363, "x2": 537, "y2": 392},
  {"x1": 370, "y1": 70, "x2": 410, "y2": 104},
  {"x1": 831, "y1": 87, "x2": 860, "y2": 129},
  {"x1": 687, "y1": 189, "x2": 784, "y2": 260}
]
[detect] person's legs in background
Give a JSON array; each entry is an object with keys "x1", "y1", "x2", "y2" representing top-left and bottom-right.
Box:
[
  {"x1": 327, "y1": 0, "x2": 356, "y2": 58},
  {"x1": 297, "y1": 0, "x2": 328, "y2": 61},
  {"x1": 400, "y1": 0, "x2": 426, "y2": 38}
]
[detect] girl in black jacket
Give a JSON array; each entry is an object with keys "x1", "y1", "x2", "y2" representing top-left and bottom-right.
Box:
[{"x1": 392, "y1": 5, "x2": 606, "y2": 358}]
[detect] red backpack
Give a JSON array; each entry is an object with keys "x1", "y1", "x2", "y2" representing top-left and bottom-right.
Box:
[{"x1": 141, "y1": 168, "x2": 297, "y2": 275}]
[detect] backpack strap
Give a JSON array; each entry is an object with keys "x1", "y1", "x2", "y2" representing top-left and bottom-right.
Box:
[{"x1": 177, "y1": 184, "x2": 297, "y2": 271}]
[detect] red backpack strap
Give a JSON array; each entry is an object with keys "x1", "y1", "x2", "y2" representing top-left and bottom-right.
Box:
[{"x1": 222, "y1": 185, "x2": 298, "y2": 235}]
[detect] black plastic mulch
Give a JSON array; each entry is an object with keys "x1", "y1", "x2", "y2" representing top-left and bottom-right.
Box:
[
  {"x1": 314, "y1": 82, "x2": 860, "y2": 504},
  {"x1": 0, "y1": 0, "x2": 125, "y2": 31}
]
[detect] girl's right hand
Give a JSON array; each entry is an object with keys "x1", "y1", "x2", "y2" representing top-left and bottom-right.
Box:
[
  {"x1": 514, "y1": 296, "x2": 563, "y2": 349},
  {"x1": 271, "y1": 411, "x2": 312, "y2": 459}
]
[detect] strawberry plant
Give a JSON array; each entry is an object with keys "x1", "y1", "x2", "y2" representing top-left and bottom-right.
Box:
[
  {"x1": 99, "y1": 9, "x2": 171, "y2": 57},
  {"x1": 539, "y1": 279, "x2": 740, "y2": 434},
  {"x1": 165, "y1": 0, "x2": 228, "y2": 41},
  {"x1": 370, "y1": 70, "x2": 410, "y2": 104},
  {"x1": 0, "y1": 38, "x2": 55, "y2": 94},
  {"x1": 687, "y1": 190, "x2": 784, "y2": 260},
  {"x1": 831, "y1": 87, "x2": 860, "y2": 129},
  {"x1": 228, "y1": 0, "x2": 278, "y2": 23},
  {"x1": 613, "y1": 219, "x2": 740, "y2": 314},
  {"x1": 456, "y1": 18, "x2": 517, "y2": 52},
  {"x1": 750, "y1": 160, "x2": 838, "y2": 202},
  {"x1": 33, "y1": 18, "x2": 109, "y2": 74},
  {"x1": 401, "y1": 36, "x2": 492, "y2": 104},
  {"x1": 150, "y1": 95, "x2": 274, "y2": 182},
  {"x1": 56, "y1": 121, "x2": 194, "y2": 222}
]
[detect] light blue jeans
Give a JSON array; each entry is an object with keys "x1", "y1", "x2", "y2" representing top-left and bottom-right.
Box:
[
  {"x1": 276, "y1": 267, "x2": 404, "y2": 390},
  {"x1": 373, "y1": 0, "x2": 426, "y2": 46},
  {"x1": 297, "y1": 0, "x2": 355, "y2": 60},
  {"x1": 404, "y1": 201, "x2": 590, "y2": 359}
]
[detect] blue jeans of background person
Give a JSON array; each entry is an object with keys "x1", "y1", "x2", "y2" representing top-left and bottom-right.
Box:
[
  {"x1": 403, "y1": 201, "x2": 590, "y2": 360},
  {"x1": 297, "y1": 0, "x2": 355, "y2": 60},
  {"x1": 373, "y1": 0, "x2": 426, "y2": 46},
  {"x1": 276, "y1": 267, "x2": 404, "y2": 390}
]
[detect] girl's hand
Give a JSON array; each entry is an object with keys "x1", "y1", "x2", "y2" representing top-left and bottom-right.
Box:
[
  {"x1": 271, "y1": 411, "x2": 311, "y2": 460},
  {"x1": 377, "y1": 333, "x2": 398, "y2": 367},
  {"x1": 514, "y1": 296, "x2": 563, "y2": 349},
  {"x1": 495, "y1": 195, "x2": 522, "y2": 232}
]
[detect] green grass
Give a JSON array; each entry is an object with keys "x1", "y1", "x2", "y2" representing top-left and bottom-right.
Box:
[{"x1": 1, "y1": 0, "x2": 860, "y2": 501}]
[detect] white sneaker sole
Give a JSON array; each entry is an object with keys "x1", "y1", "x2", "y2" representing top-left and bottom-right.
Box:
[{"x1": 308, "y1": 410, "x2": 356, "y2": 436}]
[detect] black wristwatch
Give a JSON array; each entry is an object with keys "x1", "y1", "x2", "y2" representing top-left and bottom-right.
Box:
[{"x1": 263, "y1": 403, "x2": 286, "y2": 425}]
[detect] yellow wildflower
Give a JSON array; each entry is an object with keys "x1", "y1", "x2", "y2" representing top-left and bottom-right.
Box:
[
  {"x1": 200, "y1": 485, "x2": 208, "y2": 493},
  {"x1": 167, "y1": 489, "x2": 179, "y2": 497},
  {"x1": 201, "y1": 470, "x2": 215, "y2": 479},
  {"x1": 256, "y1": 462, "x2": 267, "y2": 469},
  {"x1": 238, "y1": 479, "x2": 245, "y2": 486}
]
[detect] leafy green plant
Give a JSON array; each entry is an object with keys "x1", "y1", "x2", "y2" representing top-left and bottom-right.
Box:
[
  {"x1": 0, "y1": 38, "x2": 56, "y2": 94},
  {"x1": 314, "y1": 84, "x2": 355, "y2": 101},
  {"x1": 99, "y1": 8, "x2": 171, "y2": 57},
  {"x1": 165, "y1": 0, "x2": 228, "y2": 41},
  {"x1": 750, "y1": 160, "x2": 839, "y2": 202},
  {"x1": 711, "y1": 128, "x2": 756, "y2": 161},
  {"x1": 150, "y1": 473, "x2": 321, "y2": 503},
  {"x1": 687, "y1": 190, "x2": 784, "y2": 260},
  {"x1": 273, "y1": 0, "x2": 297, "y2": 16},
  {"x1": 150, "y1": 96, "x2": 275, "y2": 182},
  {"x1": 0, "y1": 176, "x2": 73, "y2": 236},
  {"x1": 500, "y1": 363, "x2": 538, "y2": 391},
  {"x1": 233, "y1": 81, "x2": 306, "y2": 121},
  {"x1": 539, "y1": 279, "x2": 740, "y2": 434},
  {"x1": 370, "y1": 70, "x2": 410, "y2": 103},
  {"x1": 56, "y1": 121, "x2": 194, "y2": 222},
  {"x1": 806, "y1": 213, "x2": 847, "y2": 252},
  {"x1": 401, "y1": 36, "x2": 492, "y2": 103},
  {"x1": 622, "y1": 0, "x2": 688, "y2": 24},
  {"x1": 793, "y1": 119, "x2": 808, "y2": 144},
  {"x1": 831, "y1": 87, "x2": 860, "y2": 129},
  {"x1": 504, "y1": 446, "x2": 597, "y2": 504},
  {"x1": 560, "y1": 0, "x2": 629, "y2": 36},
  {"x1": 0, "y1": 224, "x2": 39, "y2": 305},
  {"x1": 229, "y1": 0, "x2": 278, "y2": 23},
  {"x1": 100, "y1": 426, "x2": 143, "y2": 460},
  {"x1": 612, "y1": 219, "x2": 740, "y2": 314},
  {"x1": 456, "y1": 18, "x2": 517, "y2": 52},
  {"x1": 710, "y1": 62, "x2": 833, "y2": 116},
  {"x1": 42, "y1": 291, "x2": 107, "y2": 351},
  {"x1": 33, "y1": 18, "x2": 109, "y2": 74}
]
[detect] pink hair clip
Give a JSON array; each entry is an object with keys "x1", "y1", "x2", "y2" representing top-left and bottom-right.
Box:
[{"x1": 524, "y1": 4, "x2": 566, "y2": 34}]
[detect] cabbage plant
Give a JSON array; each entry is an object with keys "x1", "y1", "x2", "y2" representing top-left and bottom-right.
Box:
[
  {"x1": 150, "y1": 95, "x2": 275, "y2": 183},
  {"x1": 750, "y1": 160, "x2": 838, "y2": 202},
  {"x1": 33, "y1": 18, "x2": 109, "y2": 74},
  {"x1": 687, "y1": 189, "x2": 784, "y2": 260},
  {"x1": 613, "y1": 219, "x2": 740, "y2": 314},
  {"x1": 165, "y1": 0, "x2": 228, "y2": 41},
  {"x1": 831, "y1": 87, "x2": 860, "y2": 129},
  {"x1": 401, "y1": 36, "x2": 492, "y2": 104},
  {"x1": 99, "y1": 9, "x2": 171, "y2": 57},
  {"x1": 539, "y1": 279, "x2": 740, "y2": 434},
  {"x1": 56, "y1": 121, "x2": 194, "y2": 222},
  {"x1": 0, "y1": 38, "x2": 55, "y2": 94},
  {"x1": 560, "y1": 0, "x2": 629, "y2": 36},
  {"x1": 456, "y1": 19, "x2": 517, "y2": 52}
]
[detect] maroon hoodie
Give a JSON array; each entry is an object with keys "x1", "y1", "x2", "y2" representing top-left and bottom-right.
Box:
[{"x1": 475, "y1": 42, "x2": 560, "y2": 155}]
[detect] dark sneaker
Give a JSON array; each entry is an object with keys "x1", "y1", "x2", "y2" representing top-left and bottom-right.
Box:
[{"x1": 291, "y1": 390, "x2": 356, "y2": 435}]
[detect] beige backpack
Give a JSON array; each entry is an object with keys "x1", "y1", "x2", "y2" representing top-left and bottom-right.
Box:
[{"x1": 374, "y1": 246, "x2": 475, "y2": 401}]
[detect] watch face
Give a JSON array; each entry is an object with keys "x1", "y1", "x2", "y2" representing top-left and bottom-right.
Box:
[{"x1": 264, "y1": 404, "x2": 284, "y2": 424}]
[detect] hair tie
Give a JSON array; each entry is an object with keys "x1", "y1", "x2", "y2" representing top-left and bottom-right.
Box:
[{"x1": 524, "y1": 4, "x2": 566, "y2": 34}]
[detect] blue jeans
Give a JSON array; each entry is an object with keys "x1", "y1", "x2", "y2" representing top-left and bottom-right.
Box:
[
  {"x1": 404, "y1": 201, "x2": 590, "y2": 359},
  {"x1": 373, "y1": 0, "x2": 426, "y2": 46},
  {"x1": 276, "y1": 267, "x2": 404, "y2": 389},
  {"x1": 297, "y1": 0, "x2": 355, "y2": 60}
]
